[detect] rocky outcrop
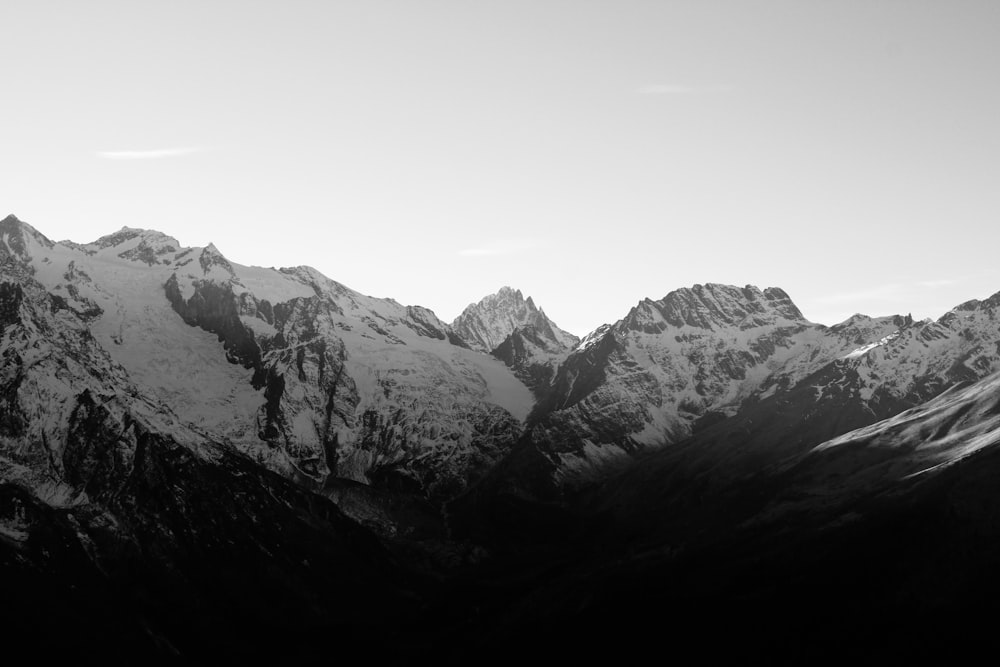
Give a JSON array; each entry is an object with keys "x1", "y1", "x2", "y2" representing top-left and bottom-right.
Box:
[
  {"x1": 164, "y1": 274, "x2": 267, "y2": 385},
  {"x1": 452, "y1": 286, "x2": 578, "y2": 353},
  {"x1": 0, "y1": 282, "x2": 23, "y2": 333},
  {"x1": 492, "y1": 324, "x2": 568, "y2": 392}
]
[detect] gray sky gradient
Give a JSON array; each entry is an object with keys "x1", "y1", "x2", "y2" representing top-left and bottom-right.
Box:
[{"x1": 3, "y1": 1, "x2": 999, "y2": 335}]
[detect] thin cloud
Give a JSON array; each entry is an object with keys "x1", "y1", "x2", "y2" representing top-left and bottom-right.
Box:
[
  {"x1": 638, "y1": 84, "x2": 735, "y2": 95},
  {"x1": 458, "y1": 240, "x2": 541, "y2": 257},
  {"x1": 916, "y1": 278, "x2": 960, "y2": 288},
  {"x1": 814, "y1": 284, "x2": 904, "y2": 305},
  {"x1": 96, "y1": 147, "x2": 205, "y2": 160},
  {"x1": 817, "y1": 278, "x2": 964, "y2": 305}
]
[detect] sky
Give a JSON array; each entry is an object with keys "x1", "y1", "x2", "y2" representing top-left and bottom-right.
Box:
[{"x1": 2, "y1": 1, "x2": 999, "y2": 336}]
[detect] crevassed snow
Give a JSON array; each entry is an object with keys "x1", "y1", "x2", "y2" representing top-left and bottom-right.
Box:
[{"x1": 21, "y1": 234, "x2": 265, "y2": 443}]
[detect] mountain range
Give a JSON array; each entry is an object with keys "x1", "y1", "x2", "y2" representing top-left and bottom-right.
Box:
[{"x1": 3, "y1": 213, "x2": 1000, "y2": 661}]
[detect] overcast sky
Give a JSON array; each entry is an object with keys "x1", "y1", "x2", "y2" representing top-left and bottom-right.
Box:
[{"x1": 3, "y1": 1, "x2": 999, "y2": 335}]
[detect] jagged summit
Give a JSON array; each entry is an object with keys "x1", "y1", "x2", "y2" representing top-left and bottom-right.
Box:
[
  {"x1": 621, "y1": 283, "x2": 806, "y2": 334},
  {"x1": 451, "y1": 286, "x2": 579, "y2": 353},
  {"x1": 1, "y1": 213, "x2": 49, "y2": 239},
  {"x1": 1, "y1": 214, "x2": 55, "y2": 263},
  {"x1": 950, "y1": 289, "x2": 1000, "y2": 314},
  {"x1": 88, "y1": 226, "x2": 174, "y2": 247}
]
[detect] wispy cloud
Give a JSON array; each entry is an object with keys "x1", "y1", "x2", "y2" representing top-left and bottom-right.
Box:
[
  {"x1": 638, "y1": 84, "x2": 735, "y2": 95},
  {"x1": 458, "y1": 239, "x2": 541, "y2": 257},
  {"x1": 96, "y1": 147, "x2": 205, "y2": 160},
  {"x1": 916, "y1": 278, "x2": 960, "y2": 288},
  {"x1": 814, "y1": 284, "x2": 905, "y2": 305}
]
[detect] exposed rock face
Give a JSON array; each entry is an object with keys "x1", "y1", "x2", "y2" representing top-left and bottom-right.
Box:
[
  {"x1": 452, "y1": 286, "x2": 579, "y2": 353},
  {"x1": 453, "y1": 286, "x2": 580, "y2": 397},
  {"x1": 164, "y1": 274, "x2": 267, "y2": 384},
  {"x1": 621, "y1": 284, "x2": 804, "y2": 333},
  {"x1": 491, "y1": 324, "x2": 569, "y2": 393}
]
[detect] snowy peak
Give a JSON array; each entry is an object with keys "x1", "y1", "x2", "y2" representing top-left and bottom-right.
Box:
[
  {"x1": 452, "y1": 286, "x2": 579, "y2": 353},
  {"x1": 622, "y1": 283, "x2": 806, "y2": 334},
  {"x1": 56, "y1": 226, "x2": 189, "y2": 267},
  {"x1": 89, "y1": 226, "x2": 179, "y2": 249}
]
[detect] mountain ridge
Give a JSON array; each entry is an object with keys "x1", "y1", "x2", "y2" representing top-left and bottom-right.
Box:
[
  {"x1": 7, "y1": 212, "x2": 1000, "y2": 660},
  {"x1": 1, "y1": 215, "x2": 534, "y2": 502}
]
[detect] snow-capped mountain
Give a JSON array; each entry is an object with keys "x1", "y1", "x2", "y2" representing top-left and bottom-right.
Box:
[
  {"x1": 8, "y1": 212, "x2": 1000, "y2": 662},
  {"x1": 10, "y1": 212, "x2": 997, "y2": 511},
  {"x1": 451, "y1": 286, "x2": 579, "y2": 354},
  {"x1": 476, "y1": 283, "x2": 909, "y2": 496},
  {"x1": 645, "y1": 289, "x2": 1000, "y2": 500},
  {"x1": 589, "y1": 353, "x2": 1000, "y2": 547},
  {"x1": 1, "y1": 215, "x2": 532, "y2": 502},
  {"x1": 463, "y1": 280, "x2": 1000, "y2": 521},
  {"x1": 0, "y1": 215, "x2": 418, "y2": 658}
]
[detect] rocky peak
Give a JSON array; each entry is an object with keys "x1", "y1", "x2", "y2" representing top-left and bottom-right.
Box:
[
  {"x1": 951, "y1": 289, "x2": 1000, "y2": 314},
  {"x1": 88, "y1": 226, "x2": 176, "y2": 249},
  {"x1": 452, "y1": 286, "x2": 579, "y2": 353},
  {"x1": 0, "y1": 215, "x2": 54, "y2": 262},
  {"x1": 622, "y1": 283, "x2": 806, "y2": 334},
  {"x1": 1, "y1": 214, "x2": 26, "y2": 233},
  {"x1": 199, "y1": 242, "x2": 235, "y2": 275},
  {"x1": 71, "y1": 226, "x2": 184, "y2": 266}
]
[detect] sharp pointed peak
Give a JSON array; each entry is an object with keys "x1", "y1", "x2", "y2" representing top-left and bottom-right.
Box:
[
  {"x1": 495, "y1": 285, "x2": 524, "y2": 298},
  {"x1": 0, "y1": 214, "x2": 54, "y2": 252}
]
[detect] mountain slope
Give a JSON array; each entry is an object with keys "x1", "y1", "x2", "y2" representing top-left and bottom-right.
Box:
[
  {"x1": 455, "y1": 370, "x2": 1000, "y2": 664},
  {"x1": 2, "y1": 215, "x2": 533, "y2": 500},
  {"x1": 461, "y1": 282, "x2": 1000, "y2": 533},
  {"x1": 0, "y1": 230, "x2": 421, "y2": 658},
  {"x1": 476, "y1": 283, "x2": 910, "y2": 498}
]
